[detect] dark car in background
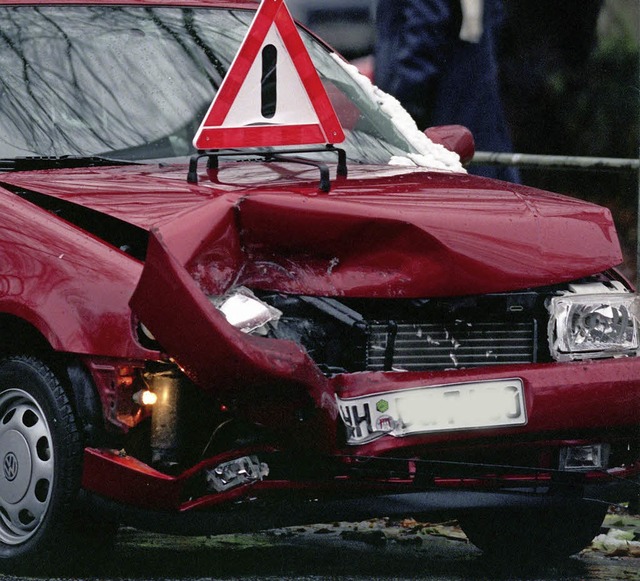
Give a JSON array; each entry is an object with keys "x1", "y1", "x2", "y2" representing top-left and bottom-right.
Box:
[{"x1": 287, "y1": 0, "x2": 376, "y2": 58}]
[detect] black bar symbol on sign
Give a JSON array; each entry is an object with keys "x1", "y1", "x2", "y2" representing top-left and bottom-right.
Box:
[{"x1": 261, "y1": 44, "x2": 277, "y2": 119}]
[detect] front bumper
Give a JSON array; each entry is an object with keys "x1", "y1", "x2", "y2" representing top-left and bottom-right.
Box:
[
  {"x1": 83, "y1": 460, "x2": 638, "y2": 536},
  {"x1": 332, "y1": 356, "x2": 639, "y2": 455},
  {"x1": 81, "y1": 342, "x2": 639, "y2": 531}
]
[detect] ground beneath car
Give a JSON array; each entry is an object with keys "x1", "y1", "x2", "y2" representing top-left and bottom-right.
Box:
[
  {"x1": 112, "y1": 513, "x2": 640, "y2": 580},
  {"x1": 2, "y1": 508, "x2": 639, "y2": 580},
  {"x1": 77, "y1": 508, "x2": 640, "y2": 580}
]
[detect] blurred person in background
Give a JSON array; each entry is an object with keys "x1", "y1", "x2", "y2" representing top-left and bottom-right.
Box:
[
  {"x1": 499, "y1": 0, "x2": 603, "y2": 157},
  {"x1": 374, "y1": 0, "x2": 519, "y2": 182}
]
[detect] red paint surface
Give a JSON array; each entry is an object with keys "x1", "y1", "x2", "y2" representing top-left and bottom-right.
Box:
[
  {"x1": 1, "y1": 163, "x2": 622, "y2": 299},
  {"x1": 332, "y1": 357, "x2": 640, "y2": 455},
  {"x1": 0, "y1": 0, "x2": 634, "y2": 527},
  {"x1": 0, "y1": 184, "x2": 153, "y2": 358}
]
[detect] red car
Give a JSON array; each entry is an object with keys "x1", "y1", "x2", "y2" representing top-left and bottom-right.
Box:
[{"x1": 0, "y1": 0, "x2": 636, "y2": 569}]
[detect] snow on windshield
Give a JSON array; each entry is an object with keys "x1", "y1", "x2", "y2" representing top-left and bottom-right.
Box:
[{"x1": 331, "y1": 55, "x2": 465, "y2": 173}]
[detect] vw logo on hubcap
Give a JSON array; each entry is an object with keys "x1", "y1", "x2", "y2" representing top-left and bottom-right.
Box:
[{"x1": 3, "y1": 452, "x2": 18, "y2": 482}]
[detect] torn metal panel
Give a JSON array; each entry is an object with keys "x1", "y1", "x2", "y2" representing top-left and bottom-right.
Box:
[
  {"x1": 1, "y1": 164, "x2": 623, "y2": 299},
  {"x1": 130, "y1": 227, "x2": 337, "y2": 449},
  {"x1": 232, "y1": 183, "x2": 622, "y2": 298}
]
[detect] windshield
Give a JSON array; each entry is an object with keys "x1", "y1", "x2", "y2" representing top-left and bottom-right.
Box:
[{"x1": 0, "y1": 5, "x2": 417, "y2": 164}]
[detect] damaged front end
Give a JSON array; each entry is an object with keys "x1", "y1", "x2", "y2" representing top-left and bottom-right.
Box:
[{"x1": 78, "y1": 182, "x2": 640, "y2": 532}]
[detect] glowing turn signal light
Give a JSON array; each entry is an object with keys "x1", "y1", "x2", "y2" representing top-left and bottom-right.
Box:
[{"x1": 133, "y1": 389, "x2": 158, "y2": 406}]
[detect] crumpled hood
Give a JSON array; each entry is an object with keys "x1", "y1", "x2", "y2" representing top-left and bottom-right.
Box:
[{"x1": 0, "y1": 162, "x2": 622, "y2": 298}]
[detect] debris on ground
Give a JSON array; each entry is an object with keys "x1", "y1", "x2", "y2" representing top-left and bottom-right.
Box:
[
  {"x1": 265, "y1": 506, "x2": 640, "y2": 559},
  {"x1": 585, "y1": 511, "x2": 640, "y2": 558},
  {"x1": 589, "y1": 528, "x2": 640, "y2": 557}
]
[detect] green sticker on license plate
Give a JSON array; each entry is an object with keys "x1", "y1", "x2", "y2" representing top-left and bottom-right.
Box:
[{"x1": 337, "y1": 378, "x2": 527, "y2": 444}]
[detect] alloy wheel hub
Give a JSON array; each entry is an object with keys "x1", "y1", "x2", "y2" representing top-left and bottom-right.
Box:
[
  {"x1": 0, "y1": 430, "x2": 32, "y2": 504},
  {"x1": 0, "y1": 389, "x2": 54, "y2": 545}
]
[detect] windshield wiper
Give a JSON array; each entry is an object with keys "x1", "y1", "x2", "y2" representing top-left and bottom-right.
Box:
[{"x1": 0, "y1": 156, "x2": 140, "y2": 172}]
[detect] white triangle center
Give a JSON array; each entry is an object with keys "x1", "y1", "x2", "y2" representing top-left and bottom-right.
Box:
[{"x1": 222, "y1": 26, "x2": 318, "y2": 128}]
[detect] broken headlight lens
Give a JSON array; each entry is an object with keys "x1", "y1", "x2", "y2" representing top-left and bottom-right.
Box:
[
  {"x1": 212, "y1": 287, "x2": 281, "y2": 335},
  {"x1": 548, "y1": 293, "x2": 640, "y2": 360}
]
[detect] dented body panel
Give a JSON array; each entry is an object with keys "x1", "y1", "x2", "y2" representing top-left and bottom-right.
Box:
[
  {"x1": 0, "y1": 183, "x2": 152, "y2": 359},
  {"x1": 0, "y1": 0, "x2": 636, "y2": 560},
  {"x1": 3, "y1": 160, "x2": 634, "y2": 482},
  {"x1": 1, "y1": 164, "x2": 622, "y2": 299}
]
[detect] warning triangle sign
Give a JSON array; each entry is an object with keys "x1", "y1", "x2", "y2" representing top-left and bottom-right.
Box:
[{"x1": 193, "y1": 0, "x2": 346, "y2": 150}]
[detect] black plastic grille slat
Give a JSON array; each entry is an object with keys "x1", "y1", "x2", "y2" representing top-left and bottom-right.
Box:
[{"x1": 366, "y1": 321, "x2": 536, "y2": 371}]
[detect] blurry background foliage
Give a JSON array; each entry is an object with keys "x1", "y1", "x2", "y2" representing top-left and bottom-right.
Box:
[{"x1": 498, "y1": 0, "x2": 639, "y2": 278}]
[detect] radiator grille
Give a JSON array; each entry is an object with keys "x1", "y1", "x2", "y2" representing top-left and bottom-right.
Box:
[{"x1": 366, "y1": 320, "x2": 537, "y2": 371}]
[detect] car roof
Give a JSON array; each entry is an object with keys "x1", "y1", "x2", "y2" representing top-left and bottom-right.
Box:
[{"x1": 0, "y1": 0, "x2": 258, "y2": 7}]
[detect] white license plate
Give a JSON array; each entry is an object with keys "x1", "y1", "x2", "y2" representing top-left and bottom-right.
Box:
[
  {"x1": 394, "y1": 379, "x2": 526, "y2": 435},
  {"x1": 337, "y1": 379, "x2": 527, "y2": 444}
]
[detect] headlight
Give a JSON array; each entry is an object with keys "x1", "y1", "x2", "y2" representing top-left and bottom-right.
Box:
[
  {"x1": 548, "y1": 289, "x2": 640, "y2": 361},
  {"x1": 211, "y1": 287, "x2": 281, "y2": 335}
]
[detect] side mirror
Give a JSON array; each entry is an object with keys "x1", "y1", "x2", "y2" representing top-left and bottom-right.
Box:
[{"x1": 425, "y1": 125, "x2": 475, "y2": 165}]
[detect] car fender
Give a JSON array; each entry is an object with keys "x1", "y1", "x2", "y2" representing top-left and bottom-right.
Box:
[{"x1": 0, "y1": 187, "x2": 152, "y2": 359}]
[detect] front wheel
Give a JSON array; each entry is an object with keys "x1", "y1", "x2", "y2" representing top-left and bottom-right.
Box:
[
  {"x1": 459, "y1": 502, "x2": 608, "y2": 562},
  {"x1": 0, "y1": 356, "x2": 83, "y2": 569}
]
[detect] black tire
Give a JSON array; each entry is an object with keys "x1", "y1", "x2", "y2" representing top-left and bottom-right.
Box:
[
  {"x1": 459, "y1": 502, "x2": 608, "y2": 562},
  {"x1": 0, "y1": 355, "x2": 83, "y2": 569}
]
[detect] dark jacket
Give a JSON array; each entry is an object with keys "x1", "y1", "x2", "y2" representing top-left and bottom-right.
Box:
[{"x1": 375, "y1": 0, "x2": 519, "y2": 181}]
